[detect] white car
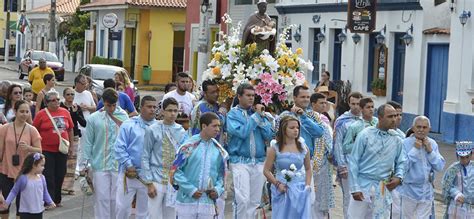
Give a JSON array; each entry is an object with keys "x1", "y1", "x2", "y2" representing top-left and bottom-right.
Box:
[{"x1": 78, "y1": 64, "x2": 140, "y2": 109}]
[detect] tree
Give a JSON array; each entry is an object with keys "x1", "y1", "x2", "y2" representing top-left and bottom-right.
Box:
[{"x1": 58, "y1": 0, "x2": 90, "y2": 73}]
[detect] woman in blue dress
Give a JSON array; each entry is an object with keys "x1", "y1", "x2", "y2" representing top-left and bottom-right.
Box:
[{"x1": 263, "y1": 115, "x2": 312, "y2": 219}]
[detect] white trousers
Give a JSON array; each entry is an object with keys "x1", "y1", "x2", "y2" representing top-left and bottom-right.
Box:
[
  {"x1": 400, "y1": 196, "x2": 432, "y2": 219},
  {"x1": 448, "y1": 202, "x2": 474, "y2": 219},
  {"x1": 176, "y1": 213, "x2": 215, "y2": 219},
  {"x1": 312, "y1": 170, "x2": 328, "y2": 219},
  {"x1": 115, "y1": 172, "x2": 148, "y2": 219},
  {"x1": 391, "y1": 190, "x2": 402, "y2": 219},
  {"x1": 339, "y1": 176, "x2": 350, "y2": 218},
  {"x1": 347, "y1": 198, "x2": 374, "y2": 218},
  {"x1": 392, "y1": 190, "x2": 432, "y2": 219},
  {"x1": 312, "y1": 199, "x2": 329, "y2": 219},
  {"x1": 230, "y1": 163, "x2": 265, "y2": 219},
  {"x1": 75, "y1": 134, "x2": 84, "y2": 175},
  {"x1": 148, "y1": 182, "x2": 176, "y2": 219},
  {"x1": 92, "y1": 171, "x2": 117, "y2": 219}
]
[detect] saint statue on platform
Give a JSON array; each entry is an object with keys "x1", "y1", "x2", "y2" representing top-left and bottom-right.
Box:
[{"x1": 241, "y1": 0, "x2": 276, "y2": 54}]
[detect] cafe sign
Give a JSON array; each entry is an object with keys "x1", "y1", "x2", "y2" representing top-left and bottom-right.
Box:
[
  {"x1": 347, "y1": 0, "x2": 377, "y2": 33},
  {"x1": 103, "y1": 13, "x2": 118, "y2": 29}
]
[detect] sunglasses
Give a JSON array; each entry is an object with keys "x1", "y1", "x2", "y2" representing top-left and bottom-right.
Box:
[
  {"x1": 13, "y1": 91, "x2": 23, "y2": 95},
  {"x1": 65, "y1": 93, "x2": 75, "y2": 96},
  {"x1": 48, "y1": 98, "x2": 60, "y2": 102}
]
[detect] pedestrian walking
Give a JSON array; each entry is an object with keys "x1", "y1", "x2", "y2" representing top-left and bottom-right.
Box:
[
  {"x1": 263, "y1": 115, "x2": 312, "y2": 218},
  {"x1": 60, "y1": 87, "x2": 86, "y2": 195},
  {"x1": 34, "y1": 74, "x2": 55, "y2": 115},
  {"x1": 115, "y1": 96, "x2": 157, "y2": 219},
  {"x1": 171, "y1": 112, "x2": 228, "y2": 219},
  {"x1": 82, "y1": 88, "x2": 128, "y2": 219},
  {"x1": 226, "y1": 83, "x2": 273, "y2": 219},
  {"x1": 73, "y1": 74, "x2": 96, "y2": 178},
  {"x1": 27, "y1": 58, "x2": 54, "y2": 98},
  {"x1": 0, "y1": 153, "x2": 56, "y2": 219},
  {"x1": 395, "y1": 116, "x2": 445, "y2": 218},
  {"x1": 141, "y1": 97, "x2": 187, "y2": 219},
  {"x1": 333, "y1": 92, "x2": 363, "y2": 218},
  {"x1": 0, "y1": 100, "x2": 42, "y2": 219},
  {"x1": 441, "y1": 141, "x2": 474, "y2": 219},
  {"x1": 33, "y1": 90, "x2": 74, "y2": 207},
  {"x1": 3, "y1": 84, "x2": 26, "y2": 123},
  {"x1": 310, "y1": 92, "x2": 335, "y2": 218},
  {"x1": 348, "y1": 104, "x2": 407, "y2": 218}
]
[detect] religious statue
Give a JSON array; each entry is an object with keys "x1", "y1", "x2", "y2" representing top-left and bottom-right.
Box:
[{"x1": 241, "y1": 0, "x2": 276, "y2": 54}]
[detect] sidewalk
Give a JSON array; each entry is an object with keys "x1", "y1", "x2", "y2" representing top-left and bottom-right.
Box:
[
  {"x1": 0, "y1": 61, "x2": 17, "y2": 72},
  {"x1": 0, "y1": 61, "x2": 75, "y2": 87}
]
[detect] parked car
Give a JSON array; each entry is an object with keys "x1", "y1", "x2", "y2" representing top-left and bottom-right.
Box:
[
  {"x1": 18, "y1": 50, "x2": 65, "y2": 81},
  {"x1": 78, "y1": 64, "x2": 140, "y2": 110}
]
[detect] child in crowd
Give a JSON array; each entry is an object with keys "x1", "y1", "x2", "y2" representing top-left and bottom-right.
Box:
[
  {"x1": 23, "y1": 87, "x2": 36, "y2": 118},
  {"x1": 0, "y1": 153, "x2": 56, "y2": 219}
]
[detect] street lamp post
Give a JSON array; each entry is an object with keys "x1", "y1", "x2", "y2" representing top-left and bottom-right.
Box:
[
  {"x1": 196, "y1": 0, "x2": 212, "y2": 84},
  {"x1": 49, "y1": 0, "x2": 57, "y2": 55},
  {"x1": 4, "y1": 0, "x2": 11, "y2": 64}
]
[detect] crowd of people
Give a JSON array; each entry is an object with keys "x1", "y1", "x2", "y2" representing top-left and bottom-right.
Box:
[{"x1": 0, "y1": 69, "x2": 472, "y2": 219}]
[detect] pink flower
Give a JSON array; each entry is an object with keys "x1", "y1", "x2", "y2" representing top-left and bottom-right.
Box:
[
  {"x1": 295, "y1": 72, "x2": 305, "y2": 80},
  {"x1": 278, "y1": 94, "x2": 287, "y2": 102},
  {"x1": 260, "y1": 93, "x2": 273, "y2": 105},
  {"x1": 259, "y1": 73, "x2": 273, "y2": 83}
]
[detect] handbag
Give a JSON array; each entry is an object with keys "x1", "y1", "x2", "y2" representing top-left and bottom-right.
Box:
[{"x1": 45, "y1": 108, "x2": 70, "y2": 154}]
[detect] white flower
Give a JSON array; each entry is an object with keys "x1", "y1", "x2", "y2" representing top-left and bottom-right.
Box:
[
  {"x1": 236, "y1": 63, "x2": 246, "y2": 74},
  {"x1": 281, "y1": 169, "x2": 288, "y2": 175},
  {"x1": 221, "y1": 64, "x2": 232, "y2": 79},
  {"x1": 295, "y1": 172, "x2": 302, "y2": 177},
  {"x1": 228, "y1": 48, "x2": 240, "y2": 63},
  {"x1": 287, "y1": 171, "x2": 295, "y2": 177},
  {"x1": 266, "y1": 58, "x2": 279, "y2": 73},
  {"x1": 202, "y1": 68, "x2": 215, "y2": 80},
  {"x1": 281, "y1": 76, "x2": 294, "y2": 87},
  {"x1": 289, "y1": 164, "x2": 297, "y2": 171}
]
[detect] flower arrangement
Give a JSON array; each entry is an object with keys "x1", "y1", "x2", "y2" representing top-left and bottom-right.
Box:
[
  {"x1": 281, "y1": 163, "x2": 301, "y2": 183},
  {"x1": 203, "y1": 14, "x2": 313, "y2": 112}
]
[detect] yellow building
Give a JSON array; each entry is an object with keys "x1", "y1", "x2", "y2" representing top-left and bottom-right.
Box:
[
  {"x1": 0, "y1": 0, "x2": 18, "y2": 53},
  {"x1": 81, "y1": 0, "x2": 186, "y2": 85}
]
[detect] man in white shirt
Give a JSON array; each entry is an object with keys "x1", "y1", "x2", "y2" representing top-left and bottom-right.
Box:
[
  {"x1": 73, "y1": 74, "x2": 97, "y2": 175},
  {"x1": 161, "y1": 72, "x2": 196, "y2": 118}
]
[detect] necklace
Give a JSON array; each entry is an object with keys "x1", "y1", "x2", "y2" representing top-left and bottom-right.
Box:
[{"x1": 307, "y1": 111, "x2": 326, "y2": 173}]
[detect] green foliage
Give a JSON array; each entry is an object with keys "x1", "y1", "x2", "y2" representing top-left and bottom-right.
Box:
[
  {"x1": 371, "y1": 78, "x2": 386, "y2": 90},
  {"x1": 58, "y1": 0, "x2": 91, "y2": 63},
  {"x1": 91, "y1": 56, "x2": 123, "y2": 67}
]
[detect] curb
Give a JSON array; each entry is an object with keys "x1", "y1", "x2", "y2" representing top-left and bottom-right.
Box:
[
  {"x1": 137, "y1": 85, "x2": 165, "y2": 91},
  {"x1": 0, "y1": 65, "x2": 17, "y2": 72}
]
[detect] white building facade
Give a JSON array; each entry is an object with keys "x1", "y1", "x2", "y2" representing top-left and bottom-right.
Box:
[{"x1": 255, "y1": 0, "x2": 472, "y2": 143}]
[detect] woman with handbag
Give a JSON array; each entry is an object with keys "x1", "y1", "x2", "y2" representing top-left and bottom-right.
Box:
[
  {"x1": 33, "y1": 90, "x2": 74, "y2": 207},
  {"x1": 0, "y1": 100, "x2": 42, "y2": 219}
]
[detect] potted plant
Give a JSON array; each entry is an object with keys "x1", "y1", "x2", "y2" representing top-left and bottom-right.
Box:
[{"x1": 371, "y1": 78, "x2": 386, "y2": 96}]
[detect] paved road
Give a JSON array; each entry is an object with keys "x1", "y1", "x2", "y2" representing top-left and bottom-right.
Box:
[
  {"x1": 0, "y1": 63, "x2": 454, "y2": 218},
  {"x1": 0, "y1": 63, "x2": 160, "y2": 102}
]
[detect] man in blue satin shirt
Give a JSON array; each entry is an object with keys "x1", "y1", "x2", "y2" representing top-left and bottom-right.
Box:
[
  {"x1": 226, "y1": 83, "x2": 273, "y2": 219},
  {"x1": 348, "y1": 104, "x2": 407, "y2": 218},
  {"x1": 114, "y1": 96, "x2": 157, "y2": 219},
  {"x1": 396, "y1": 116, "x2": 445, "y2": 218}
]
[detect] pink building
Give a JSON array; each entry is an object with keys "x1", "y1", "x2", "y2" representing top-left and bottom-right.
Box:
[{"x1": 184, "y1": 0, "x2": 228, "y2": 79}]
